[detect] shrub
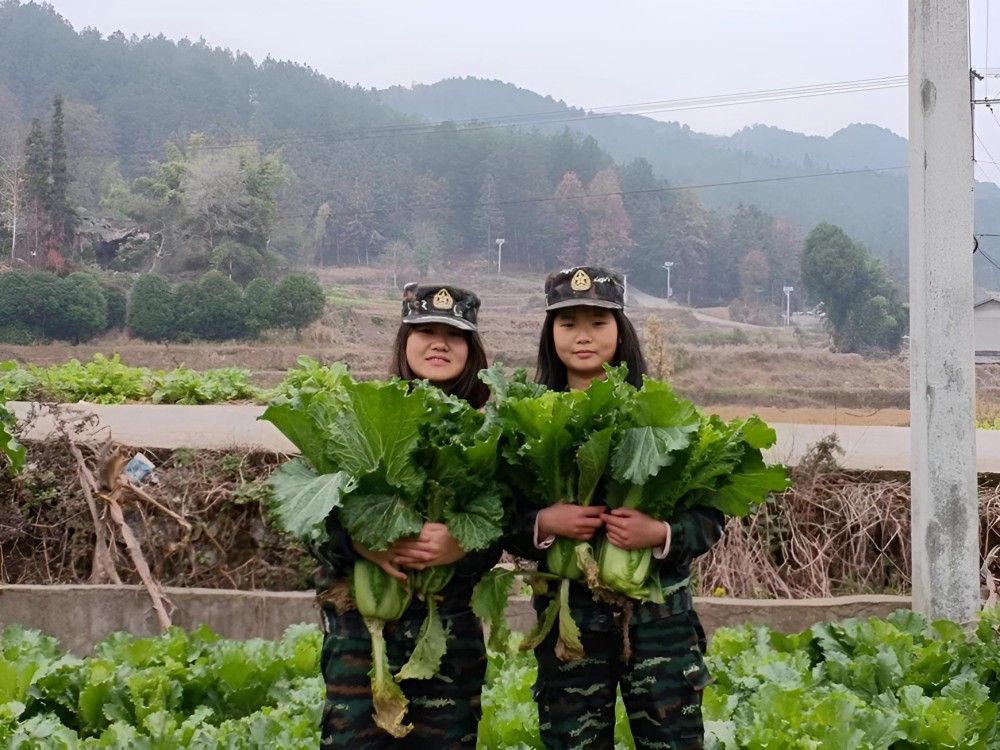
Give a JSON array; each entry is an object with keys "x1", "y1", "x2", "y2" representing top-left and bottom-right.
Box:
[
  {"x1": 128, "y1": 273, "x2": 176, "y2": 341},
  {"x1": 173, "y1": 281, "x2": 200, "y2": 339},
  {"x1": 189, "y1": 271, "x2": 247, "y2": 340},
  {"x1": 244, "y1": 276, "x2": 275, "y2": 337},
  {"x1": 51, "y1": 272, "x2": 108, "y2": 343},
  {"x1": 101, "y1": 283, "x2": 128, "y2": 331},
  {"x1": 0, "y1": 271, "x2": 28, "y2": 330},
  {"x1": 22, "y1": 272, "x2": 62, "y2": 338},
  {"x1": 270, "y1": 274, "x2": 325, "y2": 333}
]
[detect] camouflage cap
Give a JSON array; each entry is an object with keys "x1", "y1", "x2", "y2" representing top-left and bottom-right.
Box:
[
  {"x1": 400, "y1": 282, "x2": 480, "y2": 331},
  {"x1": 544, "y1": 266, "x2": 625, "y2": 311}
]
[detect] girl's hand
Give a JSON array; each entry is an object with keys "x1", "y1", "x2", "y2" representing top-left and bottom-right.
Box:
[
  {"x1": 392, "y1": 522, "x2": 465, "y2": 569},
  {"x1": 538, "y1": 503, "x2": 606, "y2": 541},
  {"x1": 351, "y1": 540, "x2": 408, "y2": 582},
  {"x1": 600, "y1": 508, "x2": 668, "y2": 551}
]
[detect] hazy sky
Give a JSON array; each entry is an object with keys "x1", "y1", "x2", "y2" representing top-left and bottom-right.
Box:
[{"x1": 35, "y1": 1, "x2": 1000, "y2": 162}]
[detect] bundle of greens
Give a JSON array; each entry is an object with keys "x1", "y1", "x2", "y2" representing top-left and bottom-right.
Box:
[
  {"x1": 261, "y1": 367, "x2": 504, "y2": 737},
  {"x1": 599, "y1": 386, "x2": 790, "y2": 600},
  {"x1": 474, "y1": 365, "x2": 789, "y2": 661},
  {"x1": 476, "y1": 364, "x2": 634, "y2": 659}
]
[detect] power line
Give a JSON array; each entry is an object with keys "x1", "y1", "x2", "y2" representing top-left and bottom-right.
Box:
[
  {"x1": 975, "y1": 241, "x2": 1000, "y2": 273},
  {"x1": 974, "y1": 130, "x2": 1000, "y2": 182},
  {"x1": 73, "y1": 74, "x2": 908, "y2": 159},
  {"x1": 265, "y1": 165, "x2": 908, "y2": 225}
]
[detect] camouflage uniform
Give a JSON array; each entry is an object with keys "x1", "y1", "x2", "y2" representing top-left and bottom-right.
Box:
[
  {"x1": 512, "y1": 506, "x2": 724, "y2": 750},
  {"x1": 313, "y1": 531, "x2": 499, "y2": 749}
]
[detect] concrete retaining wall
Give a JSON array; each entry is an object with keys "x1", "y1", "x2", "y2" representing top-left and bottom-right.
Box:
[{"x1": 0, "y1": 584, "x2": 911, "y2": 655}]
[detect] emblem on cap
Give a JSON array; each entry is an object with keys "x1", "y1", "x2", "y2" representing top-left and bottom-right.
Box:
[
  {"x1": 571, "y1": 269, "x2": 592, "y2": 292},
  {"x1": 432, "y1": 288, "x2": 454, "y2": 310}
]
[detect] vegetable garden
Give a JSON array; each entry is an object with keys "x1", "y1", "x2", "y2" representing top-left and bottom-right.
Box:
[
  {"x1": 4, "y1": 608, "x2": 1000, "y2": 748},
  {"x1": 4, "y1": 357, "x2": 1000, "y2": 747}
]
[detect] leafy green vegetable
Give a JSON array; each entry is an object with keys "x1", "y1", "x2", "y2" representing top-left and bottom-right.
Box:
[
  {"x1": 264, "y1": 460, "x2": 355, "y2": 543},
  {"x1": 0, "y1": 404, "x2": 25, "y2": 475},
  {"x1": 262, "y1": 370, "x2": 506, "y2": 735}
]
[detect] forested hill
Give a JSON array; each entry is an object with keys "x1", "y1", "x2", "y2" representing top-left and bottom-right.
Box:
[
  {"x1": 382, "y1": 77, "x2": 1000, "y2": 284},
  {"x1": 2, "y1": 1, "x2": 999, "y2": 299}
]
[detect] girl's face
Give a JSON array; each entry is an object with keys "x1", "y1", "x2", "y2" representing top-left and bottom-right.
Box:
[
  {"x1": 551, "y1": 306, "x2": 618, "y2": 383},
  {"x1": 405, "y1": 323, "x2": 469, "y2": 384}
]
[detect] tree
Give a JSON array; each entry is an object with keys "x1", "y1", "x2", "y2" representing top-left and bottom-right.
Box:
[
  {"x1": 801, "y1": 222, "x2": 906, "y2": 354},
  {"x1": 471, "y1": 173, "x2": 504, "y2": 261},
  {"x1": 739, "y1": 248, "x2": 770, "y2": 303},
  {"x1": 271, "y1": 274, "x2": 325, "y2": 333},
  {"x1": 128, "y1": 273, "x2": 176, "y2": 341},
  {"x1": 553, "y1": 172, "x2": 586, "y2": 266},
  {"x1": 407, "y1": 219, "x2": 443, "y2": 278},
  {"x1": 585, "y1": 169, "x2": 631, "y2": 267},
  {"x1": 211, "y1": 239, "x2": 267, "y2": 284},
  {"x1": 0, "y1": 87, "x2": 24, "y2": 265},
  {"x1": 48, "y1": 95, "x2": 73, "y2": 247},
  {"x1": 21, "y1": 119, "x2": 49, "y2": 264}
]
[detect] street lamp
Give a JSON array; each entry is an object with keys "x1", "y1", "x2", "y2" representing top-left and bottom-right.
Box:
[
  {"x1": 495, "y1": 237, "x2": 505, "y2": 273},
  {"x1": 662, "y1": 261, "x2": 674, "y2": 299},
  {"x1": 783, "y1": 286, "x2": 794, "y2": 326}
]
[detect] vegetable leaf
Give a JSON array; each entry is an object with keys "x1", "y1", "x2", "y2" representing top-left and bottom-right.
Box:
[
  {"x1": 340, "y1": 493, "x2": 425, "y2": 551},
  {"x1": 265, "y1": 460, "x2": 354, "y2": 542},
  {"x1": 258, "y1": 403, "x2": 332, "y2": 474},
  {"x1": 326, "y1": 381, "x2": 426, "y2": 496}
]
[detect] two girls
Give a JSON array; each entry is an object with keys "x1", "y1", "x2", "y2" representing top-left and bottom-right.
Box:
[{"x1": 316, "y1": 268, "x2": 721, "y2": 749}]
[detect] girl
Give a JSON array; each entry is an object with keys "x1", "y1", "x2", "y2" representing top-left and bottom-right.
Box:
[
  {"x1": 524, "y1": 266, "x2": 723, "y2": 750},
  {"x1": 315, "y1": 282, "x2": 496, "y2": 749}
]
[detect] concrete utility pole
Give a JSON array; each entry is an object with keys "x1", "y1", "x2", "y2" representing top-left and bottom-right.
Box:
[
  {"x1": 909, "y1": 0, "x2": 980, "y2": 621},
  {"x1": 495, "y1": 237, "x2": 505, "y2": 273},
  {"x1": 783, "y1": 286, "x2": 794, "y2": 326}
]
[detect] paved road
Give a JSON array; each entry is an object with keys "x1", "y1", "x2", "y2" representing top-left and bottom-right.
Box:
[
  {"x1": 11, "y1": 401, "x2": 1000, "y2": 472},
  {"x1": 627, "y1": 288, "x2": 780, "y2": 331}
]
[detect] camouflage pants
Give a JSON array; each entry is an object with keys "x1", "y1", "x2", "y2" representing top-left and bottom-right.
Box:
[
  {"x1": 319, "y1": 606, "x2": 486, "y2": 749},
  {"x1": 534, "y1": 610, "x2": 710, "y2": 750}
]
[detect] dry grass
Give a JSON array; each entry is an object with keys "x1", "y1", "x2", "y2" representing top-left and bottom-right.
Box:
[
  {"x1": 0, "y1": 434, "x2": 308, "y2": 590},
  {"x1": 4, "y1": 266, "x2": 1000, "y2": 414},
  {"x1": 4, "y1": 425, "x2": 1000, "y2": 598},
  {"x1": 695, "y1": 462, "x2": 1000, "y2": 599}
]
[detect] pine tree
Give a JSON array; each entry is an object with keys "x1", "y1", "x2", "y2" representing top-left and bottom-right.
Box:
[
  {"x1": 48, "y1": 95, "x2": 72, "y2": 247},
  {"x1": 21, "y1": 119, "x2": 49, "y2": 263}
]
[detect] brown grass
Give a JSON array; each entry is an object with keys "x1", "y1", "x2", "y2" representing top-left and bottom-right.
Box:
[{"x1": 4, "y1": 267, "x2": 1000, "y2": 415}]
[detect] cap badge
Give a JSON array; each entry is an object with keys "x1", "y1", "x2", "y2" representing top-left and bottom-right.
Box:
[
  {"x1": 432, "y1": 288, "x2": 454, "y2": 310},
  {"x1": 571, "y1": 269, "x2": 592, "y2": 292}
]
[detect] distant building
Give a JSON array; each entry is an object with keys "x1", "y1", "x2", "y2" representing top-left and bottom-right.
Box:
[{"x1": 975, "y1": 292, "x2": 1000, "y2": 363}]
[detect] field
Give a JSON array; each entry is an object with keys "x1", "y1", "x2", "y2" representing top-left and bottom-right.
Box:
[{"x1": 6, "y1": 265, "x2": 998, "y2": 421}]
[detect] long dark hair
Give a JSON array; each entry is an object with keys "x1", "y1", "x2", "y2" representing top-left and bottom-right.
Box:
[
  {"x1": 535, "y1": 307, "x2": 647, "y2": 391},
  {"x1": 390, "y1": 324, "x2": 490, "y2": 408}
]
